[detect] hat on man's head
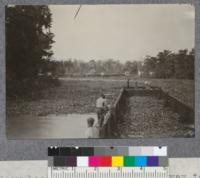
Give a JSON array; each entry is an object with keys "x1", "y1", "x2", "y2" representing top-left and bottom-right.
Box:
[
  {"x1": 87, "y1": 117, "x2": 95, "y2": 126},
  {"x1": 101, "y1": 93, "x2": 105, "y2": 98}
]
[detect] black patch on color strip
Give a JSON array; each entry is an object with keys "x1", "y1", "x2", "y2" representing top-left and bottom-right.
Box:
[
  {"x1": 53, "y1": 156, "x2": 65, "y2": 167},
  {"x1": 57, "y1": 147, "x2": 94, "y2": 156},
  {"x1": 48, "y1": 147, "x2": 59, "y2": 156},
  {"x1": 70, "y1": 147, "x2": 82, "y2": 156},
  {"x1": 59, "y1": 147, "x2": 72, "y2": 156}
]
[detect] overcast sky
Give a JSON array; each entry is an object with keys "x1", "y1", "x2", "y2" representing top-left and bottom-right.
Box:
[{"x1": 49, "y1": 4, "x2": 194, "y2": 62}]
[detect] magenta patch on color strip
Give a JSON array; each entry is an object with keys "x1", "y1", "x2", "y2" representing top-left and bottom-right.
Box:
[{"x1": 89, "y1": 156, "x2": 100, "y2": 167}]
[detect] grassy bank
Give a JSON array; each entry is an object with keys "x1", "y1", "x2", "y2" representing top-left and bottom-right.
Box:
[
  {"x1": 7, "y1": 77, "x2": 194, "y2": 119},
  {"x1": 7, "y1": 78, "x2": 124, "y2": 118}
]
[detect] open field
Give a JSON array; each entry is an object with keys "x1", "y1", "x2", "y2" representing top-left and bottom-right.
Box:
[{"x1": 7, "y1": 77, "x2": 194, "y2": 119}]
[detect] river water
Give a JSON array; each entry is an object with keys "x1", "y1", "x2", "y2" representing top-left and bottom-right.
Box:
[{"x1": 7, "y1": 113, "x2": 97, "y2": 139}]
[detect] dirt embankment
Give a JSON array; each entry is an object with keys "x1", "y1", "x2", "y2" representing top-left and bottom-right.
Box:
[
  {"x1": 118, "y1": 96, "x2": 194, "y2": 138},
  {"x1": 147, "y1": 79, "x2": 194, "y2": 109}
]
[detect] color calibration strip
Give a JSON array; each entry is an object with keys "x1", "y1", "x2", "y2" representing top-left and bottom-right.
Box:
[
  {"x1": 48, "y1": 147, "x2": 169, "y2": 178},
  {"x1": 48, "y1": 146, "x2": 167, "y2": 156},
  {"x1": 51, "y1": 156, "x2": 168, "y2": 167}
]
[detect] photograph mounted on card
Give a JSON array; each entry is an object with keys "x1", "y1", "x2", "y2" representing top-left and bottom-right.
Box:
[{"x1": 6, "y1": 4, "x2": 195, "y2": 139}]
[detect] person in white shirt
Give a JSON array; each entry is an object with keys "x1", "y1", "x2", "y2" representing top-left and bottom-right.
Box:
[
  {"x1": 85, "y1": 117, "x2": 99, "y2": 138},
  {"x1": 96, "y1": 93, "x2": 108, "y2": 127}
]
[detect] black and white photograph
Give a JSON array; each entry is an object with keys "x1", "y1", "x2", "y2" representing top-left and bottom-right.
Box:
[{"x1": 6, "y1": 4, "x2": 195, "y2": 139}]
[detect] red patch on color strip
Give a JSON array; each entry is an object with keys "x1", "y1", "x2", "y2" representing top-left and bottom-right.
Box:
[{"x1": 99, "y1": 156, "x2": 112, "y2": 167}]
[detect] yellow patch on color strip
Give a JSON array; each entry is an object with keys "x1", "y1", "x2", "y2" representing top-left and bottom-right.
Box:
[{"x1": 112, "y1": 156, "x2": 124, "y2": 167}]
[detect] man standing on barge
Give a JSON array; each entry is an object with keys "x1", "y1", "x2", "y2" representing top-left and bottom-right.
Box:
[{"x1": 96, "y1": 93, "x2": 108, "y2": 127}]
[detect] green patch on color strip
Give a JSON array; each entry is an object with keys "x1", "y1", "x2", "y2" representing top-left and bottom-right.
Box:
[{"x1": 124, "y1": 156, "x2": 135, "y2": 167}]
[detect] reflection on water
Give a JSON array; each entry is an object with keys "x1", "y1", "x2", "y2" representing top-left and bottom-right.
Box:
[{"x1": 7, "y1": 113, "x2": 97, "y2": 139}]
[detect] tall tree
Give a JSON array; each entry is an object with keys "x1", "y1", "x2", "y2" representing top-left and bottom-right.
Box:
[
  {"x1": 142, "y1": 49, "x2": 194, "y2": 79},
  {"x1": 6, "y1": 5, "x2": 54, "y2": 81}
]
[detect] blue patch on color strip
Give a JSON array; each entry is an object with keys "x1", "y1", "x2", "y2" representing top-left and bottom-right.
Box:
[
  {"x1": 147, "y1": 156, "x2": 159, "y2": 166},
  {"x1": 135, "y1": 156, "x2": 147, "y2": 166}
]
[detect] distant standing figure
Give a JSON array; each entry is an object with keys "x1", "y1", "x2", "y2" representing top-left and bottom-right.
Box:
[
  {"x1": 96, "y1": 93, "x2": 107, "y2": 127},
  {"x1": 125, "y1": 71, "x2": 130, "y2": 88},
  {"x1": 85, "y1": 117, "x2": 99, "y2": 138}
]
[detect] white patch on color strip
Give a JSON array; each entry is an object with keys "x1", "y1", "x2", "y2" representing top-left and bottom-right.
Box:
[
  {"x1": 77, "y1": 156, "x2": 88, "y2": 167},
  {"x1": 128, "y1": 146, "x2": 167, "y2": 156}
]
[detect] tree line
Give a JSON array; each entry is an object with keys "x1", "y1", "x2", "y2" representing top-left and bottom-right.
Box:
[
  {"x1": 50, "y1": 48, "x2": 194, "y2": 80},
  {"x1": 48, "y1": 59, "x2": 139, "y2": 77},
  {"x1": 142, "y1": 49, "x2": 194, "y2": 79}
]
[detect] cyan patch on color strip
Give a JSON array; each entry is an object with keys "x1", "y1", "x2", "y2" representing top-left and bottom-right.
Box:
[{"x1": 135, "y1": 156, "x2": 147, "y2": 166}]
